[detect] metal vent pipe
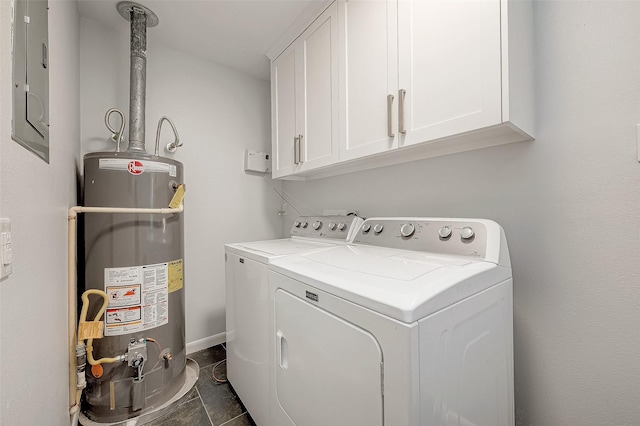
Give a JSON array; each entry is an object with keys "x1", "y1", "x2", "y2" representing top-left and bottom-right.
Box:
[
  {"x1": 128, "y1": 6, "x2": 147, "y2": 152},
  {"x1": 116, "y1": 2, "x2": 159, "y2": 152}
]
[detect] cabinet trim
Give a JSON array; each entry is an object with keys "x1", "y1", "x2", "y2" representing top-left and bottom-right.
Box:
[
  {"x1": 278, "y1": 123, "x2": 532, "y2": 181},
  {"x1": 265, "y1": 0, "x2": 335, "y2": 61}
]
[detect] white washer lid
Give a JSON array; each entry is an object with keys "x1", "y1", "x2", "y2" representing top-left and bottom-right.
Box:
[
  {"x1": 305, "y1": 245, "x2": 471, "y2": 281},
  {"x1": 270, "y1": 245, "x2": 511, "y2": 322},
  {"x1": 225, "y1": 238, "x2": 334, "y2": 264}
]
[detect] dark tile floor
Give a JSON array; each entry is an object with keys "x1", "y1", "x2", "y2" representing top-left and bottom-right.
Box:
[{"x1": 145, "y1": 344, "x2": 256, "y2": 426}]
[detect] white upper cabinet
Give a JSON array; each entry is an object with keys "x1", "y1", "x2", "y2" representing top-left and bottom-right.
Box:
[
  {"x1": 272, "y1": 47, "x2": 298, "y2": 177},
  {"x1": 301, "y1": 5, "x2": 339, "y2": 171},
  {"x1": 338, "y1": 0, "x2": 398, "y2": 161},
  {"x1": 269, "y1": 0, "x2": 533, "y2": 180},
  {"x1": 270, "y1": 2, "x2": 339, "y2": 179},
  {"x1": 396, "y1": 0, "x2": 502, "y2": 148}
]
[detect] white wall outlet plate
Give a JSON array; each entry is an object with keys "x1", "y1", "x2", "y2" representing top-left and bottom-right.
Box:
[{"x1": 1, "y1": 218, "x2": 12, "y2": 279}]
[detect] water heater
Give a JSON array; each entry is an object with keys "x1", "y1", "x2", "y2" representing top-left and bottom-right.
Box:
[
  {"x1": 81, "y1": 152, "x2": 186, "y2": 422},
  {"x1": 79, "y1": 2, "x2": 193, "y2": 423}
]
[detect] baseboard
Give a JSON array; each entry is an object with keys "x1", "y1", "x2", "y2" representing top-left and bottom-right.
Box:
[{"x1": 186, "y1": 332, "x2": 227, "y2": 355}]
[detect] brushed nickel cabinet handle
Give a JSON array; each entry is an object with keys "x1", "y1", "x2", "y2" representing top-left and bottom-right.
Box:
[
  {"x1": 298, "y1": 134, "x2": 304, "y2": 164},
  {"x1": 387, "y1": 94, "x2": 395, "y2": 138},
  {"x1": 294, "y1": 136, "x2": 300, "y2": 164},
  {"x1": 399, "y1": 89, "x2": 407, "y2": 134}
]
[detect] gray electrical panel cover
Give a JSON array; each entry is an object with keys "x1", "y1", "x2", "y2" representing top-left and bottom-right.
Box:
[{"x1": 12, "y1": 0, "x2": 49, "y2": 162}]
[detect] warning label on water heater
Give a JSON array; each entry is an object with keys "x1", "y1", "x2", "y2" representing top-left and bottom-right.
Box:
[{"x1": 104, "y1": 262, "x2": 171, "y2": 336}]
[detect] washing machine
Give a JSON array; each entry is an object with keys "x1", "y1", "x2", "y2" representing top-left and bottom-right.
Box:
[
  {"x1": 224, "y1": 215, "x2": 363, "y2": 426},
  {"x1": 268, "y1": 217, "x2": 514, "y2": 426}
]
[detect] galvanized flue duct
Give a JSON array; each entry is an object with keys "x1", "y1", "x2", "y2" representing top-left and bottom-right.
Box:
[{"x1": 116, "y1": 1, "x2": 159, "y2": 153}]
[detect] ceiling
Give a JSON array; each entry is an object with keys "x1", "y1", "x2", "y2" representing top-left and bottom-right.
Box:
[{"x1": 77, "y1": 0, "x2": 319, "y2": 81}]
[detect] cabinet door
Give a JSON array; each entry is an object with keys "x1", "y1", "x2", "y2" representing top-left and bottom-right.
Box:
[
  {"x1": 339, "y1": 0, "x2": 399, "y2": 161},
  {"x1": 298, "y1": 1, "x2": 340, "y2": 172},
  {"x1": 271, "y1": 46, "x2": 299, "y2": 178},
  {"x1": 398, "y1": 0, "x2": 502, "y2": 147}
]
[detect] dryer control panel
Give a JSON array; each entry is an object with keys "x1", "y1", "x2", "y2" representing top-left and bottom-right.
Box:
[
  {"x1": 354, "y1": 218, "x2": 492, "y2": 260},
  {"x1": 290, "y1": 216, "x2": 363, "y2": 242}
]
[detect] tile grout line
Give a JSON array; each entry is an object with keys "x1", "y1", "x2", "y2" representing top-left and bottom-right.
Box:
[
  {"x1": 195, "y1": 386, "x2": 215, "y2": 426},
  {"x1": 183, "y1": 383, "x2": 202, "y2": 405},
  {"x1": 218, "y1": 411, "x2": 249, "y2": 426}
]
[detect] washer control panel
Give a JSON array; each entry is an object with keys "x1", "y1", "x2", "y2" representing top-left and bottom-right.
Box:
[
  {"x1": 290, "y1": 216, "x2": 363, "y2": 241},
  {"x1": 355, "y1": 218, "x2": 488, "y2": 259}
]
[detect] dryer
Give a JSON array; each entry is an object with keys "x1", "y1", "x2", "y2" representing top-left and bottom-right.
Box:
[
  {"x1": 224, "y1": 215, "x2": 363, "y2": 426},
  {"x1": 268, "y1": 217, "x2": 514, "y2": 426}
]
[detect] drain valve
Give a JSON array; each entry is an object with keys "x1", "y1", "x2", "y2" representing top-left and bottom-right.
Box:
[{"x1": 161, "y1": 348, "x2": 173, "y2": 369}]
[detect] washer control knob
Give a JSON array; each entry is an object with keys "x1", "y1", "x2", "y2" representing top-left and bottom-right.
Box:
[
  {"x1": 460, "y1": 226, "x2": 475, "y2": 240},
  {"x1": 301, "y1": 222, "x2": 308, "y2": 229},
  {"x1": 337, "y1": 222, "x2": 347, "y2": 231},
  {"x1": 294, "y1": 221, "x2": 301, "y2": 228},
  {"x1": 373, "y1": 224, "x2": 384, "y2": 234},
  {"x1": 312, "y1": 221, "x2": 322, "y2": 230},
  {"x1": 400, "y1": 223, "x2": 415, "y2": 238},
  {"x1": 328, "y1": 222, "x2": 337, "y2": 231},
  {"x1": 362, "y1": 223, "x2": 371, "y2": 233},
  {"x1": 438, "y1": 226, "x2": 453, "y2": 239}
]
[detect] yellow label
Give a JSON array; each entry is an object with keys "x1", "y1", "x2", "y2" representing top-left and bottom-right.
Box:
[
  {"x1": 168, "y1": 259, "x2": 184, "y2": 293},
  {"x1": 169, "y1": 184, "x2": 186, "y2": 208}
]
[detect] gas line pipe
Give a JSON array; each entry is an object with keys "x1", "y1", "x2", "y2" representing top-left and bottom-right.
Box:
[{"x1": 67, "y1": 204, "x2": 183, "y2": 426}]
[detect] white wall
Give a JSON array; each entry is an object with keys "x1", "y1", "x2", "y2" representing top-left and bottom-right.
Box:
[
  {"x1": 80, "y1": 18, "x2": 282, "y2": 350},
  {"x1": 0, "y1": 0, "x2": 80, "y2": 424},
  {"x1": 279, "y1": 2, "x2": 640, "y2": 425}
]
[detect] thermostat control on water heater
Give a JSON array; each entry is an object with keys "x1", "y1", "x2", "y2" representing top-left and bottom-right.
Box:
[{"x1": 244, "y1": 149, "x2": 271, "y2": 173}]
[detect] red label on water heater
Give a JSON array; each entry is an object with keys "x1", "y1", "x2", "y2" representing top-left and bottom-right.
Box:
[{"x1": 128, "y1": 161, "x2": 145, "y2": 175}]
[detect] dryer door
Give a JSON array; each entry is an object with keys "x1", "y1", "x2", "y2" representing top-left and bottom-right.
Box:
[{"x1": 275, "y1": 288, "x2": 384, "y2": 426}]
